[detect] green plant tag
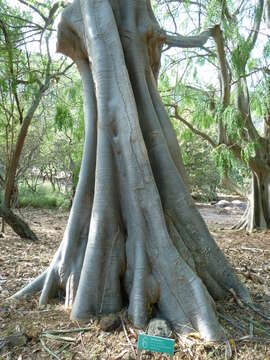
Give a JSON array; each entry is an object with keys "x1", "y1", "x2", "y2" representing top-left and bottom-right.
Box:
[{"x1": 137, "y1": 333, "x2": 175, "y2": 355}]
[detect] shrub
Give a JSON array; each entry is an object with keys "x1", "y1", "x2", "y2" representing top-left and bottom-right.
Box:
[{"x1": 18, "y1": 183, "x2": 70, "y2": 210}]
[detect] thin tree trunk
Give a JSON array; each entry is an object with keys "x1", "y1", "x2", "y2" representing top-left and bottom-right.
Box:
[
  {"x1": 1, "y1": 69, "x2": 50, "y2": 237},
  {"x1": 4, "y1": 84, "x2": 48, "y2": 209}
]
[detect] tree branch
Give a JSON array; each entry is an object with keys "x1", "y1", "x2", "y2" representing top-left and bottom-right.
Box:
[
  {"x1": 236, "y1": 78, "x2": 261, "y2": 142},
  {"x1": 264, "y1": 0, "x2": 270, "y2": 28},
  {"x1": 17, "y1": 0, "x2": 47, "y2": 22},
  {"x1": 233, "y1": 0, "x2": 246, "y2": 17},
  {"x1": 212, "y1": 25, "x2": 230, "y2": 107},
  {"x1": 50, "y1": 61, "x2": 74, "y2": 81},
  {"x1": 165, "y1": 28, "x2": 214, "y2": 48},
  {"x1": 221, "y1": 0, "x2": 233, "y2": 21},
  {"x1": 5, "y1": 13, "x2": 43, "y2": 30},
  {"x1": 212, "y1": 24, "x2": 231, "y2": 144},
  {"x1": 247, "y1": 0, "x2": 264, "y2": 54},
  {"x1": 168, "y1": 104, "x2": 217, "y2": 148}
]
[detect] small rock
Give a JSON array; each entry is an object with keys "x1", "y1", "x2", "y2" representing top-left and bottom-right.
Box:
[
  {"x1": 147, "y1": 318, "x2": 172, "y2": 338},
  {"x1": 100, "y1": 314, "x2": 121, "y2": 332},
  {"x1": 122, "y1": 352, "x2": 134, "y2": 360},
  {"x1": 215, "y1": 200, "x2": 230, "y2": 208},
  {"x1": 0, "y1": 233, "x2": 4, "y2": 238},
  {"x1": 231, "y1": 200, "x2": 247, "y2": 210},
  {"x1": 1, "y1": 290, "x2": 9, "y2": 298}
]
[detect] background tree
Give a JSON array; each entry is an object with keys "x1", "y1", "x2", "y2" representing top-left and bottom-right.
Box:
[
  {"x1": 0, "y1": 0, "x2": 72, "y2": 238},
  {"x1": 17, "y1": 69, "x2": 84, "y2": 205},
  {"x1": 158, "y1": 0, "x2": 270, "y2": 231},
  {"x1": 14, "y1": 0, "x2": 250, "y2": 342}
]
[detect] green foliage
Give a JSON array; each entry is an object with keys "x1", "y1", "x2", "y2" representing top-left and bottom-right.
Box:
[
  {"x1": 241, "y1": 141, "x2": 257, "y2": 164},
  {"x1": 18, "y1": 184, "x2": 69, "y2": 210},
  {"x1": 0, "y1": 0, "x2": 70, "y2": 202},
  {"x1": 52, "y1": 73, "x2": 84, "y2": 187},
  {"x1": 193, "y1": 100, "x2": 214, "y2": 128},
  {"x1": 72, "y1": 160, "x2": 81, "y2": 187},
  {"x1": 231, "y1": 40, "x2": 251, "y2": 74},
  {"x1": 263, "y1": 41, "x2": 270, "y2": 59},
  {"x1": 213, "y1": 145, "x2": 234, "y2": 175},
  {"x1": 180, "y1": 130, "x2": 219, "y2": 201},
  {"x1": 157, "y1": 0, "x2": 268, "y2": 202},
  {"x1": 204, "y1": 0, "x2": 222, "y2": 27},
  {"x1": 250, "y1": 77, "x2": 270, "y2": 123},
  {"x1": 55, "y1": 104, "x2": 73, "y2": 132},
  {"x1": 247, "y1": 58, "x2": 259, "y2": 72},
  {"x1": 221, "y1": 105, "x2": 243, "y2": 141}
]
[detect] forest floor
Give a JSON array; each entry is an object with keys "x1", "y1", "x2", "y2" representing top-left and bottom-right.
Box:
[{"x1": 0, "y1": 205, "x2": 270, "y2": 359}]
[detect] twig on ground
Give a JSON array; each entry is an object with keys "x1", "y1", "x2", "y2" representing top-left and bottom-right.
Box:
[
  {"x1": 242, "y1": 272, "x2": 265, "y2": 284},
  {"x1": 239, "y1": 317, "x2": 270, "y2": 337},
  {"x1": 55, "y1": 343, "x2": 70, "y2": 354},
  {"x1": 242, "y1": 301, "x2": 270, "y2": 322},
  {"x1": 120, "y1": 315, "x2": 136, "y2": 358},
  {"x1": 75, "y1": 321, "x2": 87, "y2": 353},
  {"x1": 218, "y1": 313, "x2": 247, "y2": 332},
  {"x1": 241, "y1": 246, "x2": 270, "y2": 253},
  {"x1": 40, "y1": 337, "x2": 61, "y2": 360},
  {"x1": 41, "y1": 333, "x2": 76, "y2": 342},
  {"x1": 229, "y1": 288, "x2": 244, "y2": 307},
  {"x1": 235, "y1": 335, "x2": 270, "y2": 343},
  {"x1": 43, "y1": 327, "x2": 92, "y2": 335},
  {"x1": 79, "y1": 331, "x2": 86, "y2": 352}
]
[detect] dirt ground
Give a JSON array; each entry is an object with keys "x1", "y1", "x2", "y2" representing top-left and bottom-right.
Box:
[{"x1": 0, "y1": 206, "x2": 270, "y2": 359}]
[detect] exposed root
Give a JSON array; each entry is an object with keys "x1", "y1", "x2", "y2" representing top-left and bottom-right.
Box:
[
  {"x1": 11, "y1": 270, "x2": 47, "y2": 299},
  {"x1": 40, "y1": 267, "x2": 59, "y2": 305},
  {"x1": 233, "y1": 171, "x2": 270, "y2": 232},
  {"x1": 232, "y1": 206, "x2": 249, "y2": 231}
]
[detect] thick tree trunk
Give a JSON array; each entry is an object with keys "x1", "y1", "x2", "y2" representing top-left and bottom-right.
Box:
[
  {"x1": 235, "y1": 170, "x2": 270, "y2": 232},
  {"x1": 0, "y1": 205, "x2": 37, "y2": 240},
  {"x1": 13, "y1": 0, "x2": 250, "y2": 341}
]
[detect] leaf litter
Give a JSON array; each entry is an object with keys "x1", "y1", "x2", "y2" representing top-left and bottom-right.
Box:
[{"x1": 0, "y1": 207, "x2": 270, "y2": 359}]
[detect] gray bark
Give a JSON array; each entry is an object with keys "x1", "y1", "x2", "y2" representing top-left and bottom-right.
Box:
[
  {"x1": 235, "y1": 170, "x2": 270, "y2": 232},
  {"x1": 264, "y1": 0, "x2": 270, "y2": 27},
  {"x1": 13, "y1": 0, "x2": 250, "y2": 341}
]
